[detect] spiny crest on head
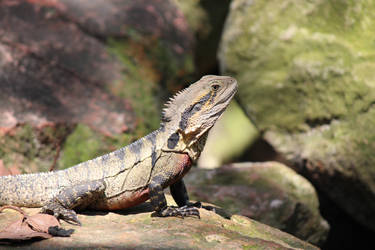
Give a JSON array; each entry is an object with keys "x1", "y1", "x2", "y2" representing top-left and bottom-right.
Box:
[
  {"x1": 161, "y1": 87, "x2": 190, "y2": 123},
  {"x1": 161, "y1": 75, "x2": 216, "y2": 124}
]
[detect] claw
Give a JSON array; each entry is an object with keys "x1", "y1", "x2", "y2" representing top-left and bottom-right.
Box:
[
  {"x1": 41, "y1": 205, "x2": 81, "y2": 226},
  {"x1": 60, "y1": 212, "x2": 82, "y2": 226},
  {"x1": 158, "y1": 206, "x2": 200, "y2": 219},
  {"x1": 188, "y1": 201, "x2": 202, "y2": 208},
  {"x1": 180, "y1": 205, "x2": 200, "y2": 219}
]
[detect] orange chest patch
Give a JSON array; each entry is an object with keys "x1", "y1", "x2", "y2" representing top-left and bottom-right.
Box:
[
  {"x1": 167, "y1": 153, "x2": 192, "y2": 187},
  {"x1": 176, "y1": 153, "x2": 192, "y2": 176}
]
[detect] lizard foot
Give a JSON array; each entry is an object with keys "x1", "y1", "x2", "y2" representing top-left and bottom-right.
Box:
[
  {"x1": 41, "y1": 204, "x2": 82, "y2": 226},
  {"x1": 157, "y1": 205, "x2": 200, "y2": 219}
]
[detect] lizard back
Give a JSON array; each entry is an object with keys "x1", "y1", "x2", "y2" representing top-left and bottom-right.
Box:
[{"x1": 0, "y1": 129, "x2": 165, "y2": 207}]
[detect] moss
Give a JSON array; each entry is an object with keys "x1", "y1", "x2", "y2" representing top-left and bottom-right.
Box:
[
  {"x1": 59, "y1": 122, "x2": 145, "y2": 169},
  {"x1": 0, "y1": 124, "x2": 72, "y2": 173},
  {"x1": 253, "y1": 163, "x2": 319, "y2": 211},
  {"x1": 262, "y1": 103, "x2": 375, "y2": 229},
  {"x1": 107, "y1": 38, "x2": 160, "y2": 133},
  {"x1": 58, "y1": 31, "x2": 196, "y2": 170},
  {"x1": 224, "y1": 216, "x2": 292, "y2": 249},
  {"x1": 317, "y1": 108, "x2": 375, "y2": 179},
  {"x1": 275, "y1": 105, "x2": 375, "y2": 181},
  {"x1": 219, "y1": 1, "x2": 375, "y2": 229},
  {"x1": 172, "y1": 0, "x2": 207, "y2": 34},
  {"x1": 59, "y1": 124, "x2": 102, "y2": 168},
  {"x1": 186, "y1": 163, "x2": 328, "y2": 245},
  {"x1": 106, "y1": 36, "x2": 194, "y2": 133},
  {"x1": 208, "y1": 169, "x2": 251, "y2": 186},
  {"x1": 220, "y1": 0, "x2": 375, "y2": 132},
  {"x1": 173, "y1": 0, "x2": 231, "y2": 75},
  {"x1": 242, "y1": 246, "x2": 261, "y2": 250},
  {"x1": 228, "y1": 216, "x2": 313, "y2": 250},
  {"x1": 0, "y1": 126, "x2": 36, "y2": 171}
]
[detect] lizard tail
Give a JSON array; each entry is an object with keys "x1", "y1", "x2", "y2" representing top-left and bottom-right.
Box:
[{"x1": 0, "y1": 171, "x2": 64, "y2": 207}]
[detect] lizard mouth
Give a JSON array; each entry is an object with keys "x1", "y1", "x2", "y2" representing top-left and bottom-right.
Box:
[
  {"x1": 208, "y1": 83, "x2": 237, "y2": 120},
  {"x1": 223, "y1": 86, "x2": 237, "y2": 103},
  {"x1": 216, "y1": 82, "x2": 237, "y2": 106}
]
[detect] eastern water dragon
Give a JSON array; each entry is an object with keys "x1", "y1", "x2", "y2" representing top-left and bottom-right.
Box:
[{"x1": 0, "y1": 75, "x2": 237, "y2": 225}]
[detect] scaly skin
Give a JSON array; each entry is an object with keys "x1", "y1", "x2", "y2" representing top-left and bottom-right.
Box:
[{"x1": 0, "y1": 75, "x2": 237, "y2": 225}]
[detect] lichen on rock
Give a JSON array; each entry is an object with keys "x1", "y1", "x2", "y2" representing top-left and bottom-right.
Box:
[
  {"x1": 219, "y1": 0, "x2": 375, "y2": 231},
  {"x1": 0, "y1": 0, "x2": 196, "y2": 173},
  {"x1": 184, "y1": 162, "x2": 329, "y2": 245},
  {"x1": 0, "y1": 196, "x2": 318, "y2": 249}
]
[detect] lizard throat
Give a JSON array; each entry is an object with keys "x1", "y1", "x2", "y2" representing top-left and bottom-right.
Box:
[{"x1": 184, "y1": 130, "x2": 210, "y2": 162}]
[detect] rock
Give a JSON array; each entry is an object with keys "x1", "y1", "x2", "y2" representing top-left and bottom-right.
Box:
[
  {"x1": 0, "y1": 1, "x2": 134, "y2": 136},
  {"x1": 219, "y1": 0, "x2": 375, "y2": 231},
  {"x1": 173, "y1": 0, "x2": 231, "y2": 75},
  {"x1": 0, "y1": 0, "x2": 194, "y2": 173},
  {"x1": 0, "y1": 196, "x2": 318, "y2": 249},
  {"x1": 184, "y1": 162, "x2": 329, "y2": 246}
]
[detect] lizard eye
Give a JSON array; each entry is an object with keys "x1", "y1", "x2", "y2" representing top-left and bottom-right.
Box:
[{"x1": 211, "y1": 84, "x2": 220, "y2": 91}]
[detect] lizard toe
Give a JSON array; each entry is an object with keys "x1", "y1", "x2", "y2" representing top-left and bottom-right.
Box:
[
  {"x1": 158, "y1": 206, "x2": 184, "y2": 218},
  {"x1": 41, "y1": 203, "x2": 81, "y2": 226},
  {"x1": 158, "y1": 206, "x2": 200, "y2": 219},
  {"x1": 58, "y1": 208, "x2": 81, "y2": 226},
  {"x1": 179, "y1": 205, "x2": 200, "y2": 218}
]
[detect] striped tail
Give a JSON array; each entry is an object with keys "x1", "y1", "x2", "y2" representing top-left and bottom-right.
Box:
[{"x1": 0, "y1": 171, "x2": 67, "y2": 207}]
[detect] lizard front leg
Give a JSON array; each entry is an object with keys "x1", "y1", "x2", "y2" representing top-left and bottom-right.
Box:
[
  {"x1": 149, "y1": 175, "x2": 199, "y2": 218},
  {"x1": 170, "y1": 179, "x2": 201, "y2": 208},
  {"x1": 41, "y1": 180, "x2": 106, "y2": 225}
]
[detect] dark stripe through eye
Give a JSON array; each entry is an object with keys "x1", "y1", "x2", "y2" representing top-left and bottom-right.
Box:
[
  {"x1": 179, "y1": 92, "x2": 211, "y2": 130},
  {"x1": 192, "y1": 103, "x2": 202, "y2": 112}
]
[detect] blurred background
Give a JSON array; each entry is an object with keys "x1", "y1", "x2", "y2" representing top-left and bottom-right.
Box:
[{"x1": 0, "y1": 0, "x2": 374, "y2": 248}]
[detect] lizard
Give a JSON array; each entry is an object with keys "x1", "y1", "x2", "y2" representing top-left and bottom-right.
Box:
[{"x1": 0, "y1": 75, "x2": 237, "y2": 225}]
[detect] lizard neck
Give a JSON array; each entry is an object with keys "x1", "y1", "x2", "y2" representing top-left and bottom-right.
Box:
[
  {"x1": 161, "y1": 125, "x2": 210, "y2": 163},
  {"x1": 184, "y1": 130, "x2": 210, "y2": 162}
]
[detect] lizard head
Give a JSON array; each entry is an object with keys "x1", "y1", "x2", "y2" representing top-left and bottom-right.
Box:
[{"x1": 161, "y1": 75, "x2": 237, "y2": 151}]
